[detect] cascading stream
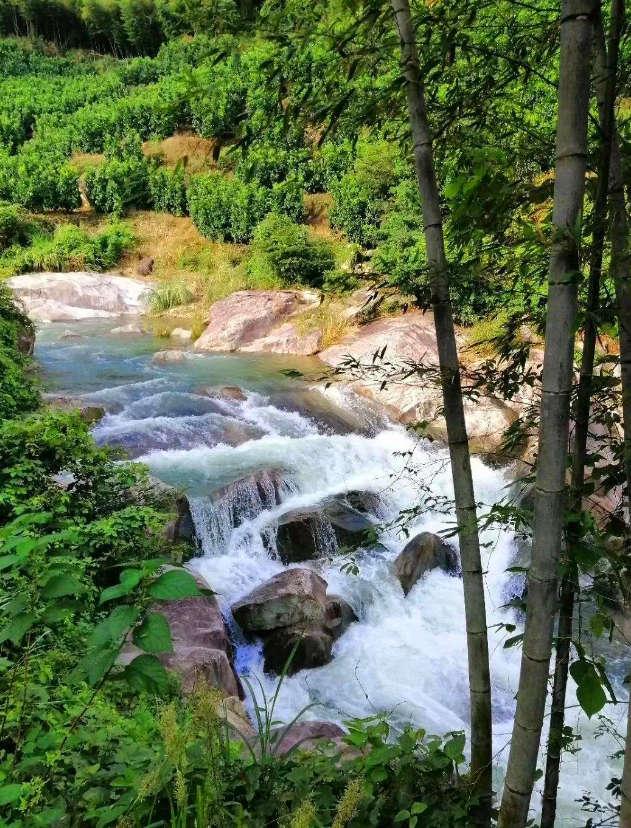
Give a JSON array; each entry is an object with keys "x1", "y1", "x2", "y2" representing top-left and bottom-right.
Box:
[{"x1": 35, "y1": 318, "x2": 625, "y2": 826}]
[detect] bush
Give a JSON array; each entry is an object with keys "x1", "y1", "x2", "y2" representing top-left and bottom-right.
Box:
[
  {"x1": 149, "y1": 280, "x2": 195, "y2": 311},
  {"x1": 373, "y1": 178, "x2": 426, "y2": 294},
  {"x1": 148, "y1": 162, "x2": 188, "y2": 215},
  {"x1": 1, "y1": 221, "x2": 135, "y2": 275},
  {"x1": 0, "y1": 146, "x2": 81, "y2": 210},
  {"x1": 0, "y1": 285, "x2": 38, "y2": 420},
  {"x1": 0, "y1": 203, "x2": 38, "y2": 251},
  {"x1": 247, "y1": 213, "x2": 334, "y2": 288},
  {"x1": 329, "y1": 139, "x2": 400, "y2": 247},
  {"x1": 188, "y1": 172, "x2": 268, "y2": 243},
  {"x1": 85, "y1": 153, "x2": 151, "y2": 213}
]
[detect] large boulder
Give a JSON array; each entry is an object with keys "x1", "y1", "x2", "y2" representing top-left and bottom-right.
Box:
[
  {"x1": 232, "y1": 568, "x2": 328, "y2": 633},
  {"x1": 157, "y1": 595, "x2": 243, "y2": 697},
  {"x1": 119, "y1": 586, "x2": 243, "y2": 699},
  {"x1": 262, "y1": 627, "x2": 333, "y2": 675},
  {"x1": 319, "y1": 310, "x2": 518, "y2": 455},
  {"x1": 231, "y1": 568, "x2": 357, "y2": 675},
  {"x1": 8, "y1": 272, "x2": 153, "y2": 322},
  {"x1": 240, "y1": 322, "x2": 322, "y2": 356},
  {"x1": 394, "y1": 531, "x2": 459, "y2": 595},
  {"x1": 275, "y1": 496, "x2": 375, "y2": 563},
  {"x1": 194, "y1": 290, "x2": 320, "y2": 353},
  {"x1": 44, "y1": 394, "x2": 106, "y2": 425}
]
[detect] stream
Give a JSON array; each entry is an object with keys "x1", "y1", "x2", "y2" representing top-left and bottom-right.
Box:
[{"x1": 35, "y1": 318, "x2": 627, "y2": 826}]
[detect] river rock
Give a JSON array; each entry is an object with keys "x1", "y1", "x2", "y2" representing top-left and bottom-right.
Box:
[
  {"x1": 394, "y1": 531, "x2": 459, "y2": 595},
  {"x1": 240, "y1": 322, "x2": 322, "y2": 356},
  {"x1": 111, "y1": 323, "x2": 145, "y2": 335},
  {"x1": 170, "y1": 327, "x2": 193, "y2": 343},
  {"x1": 231, "y1": 568, "x2": 328, "y2": 632},
  {"x1": 152, "y1": 349, "x2": 188, "y2": 364},
  {"x1": 269, "y1": 720, "x2": 346, "y2": 755},
  {"x1": 197, "y1": 385, "x2": 247, "y2": 403},
  {"x1": 44, "y1": 394, "x2": 106, "y2": 424},
  {"x1": 159, "y1": 595, "x2": 243, "y2": 698},
  {"x1": 194, "y1": 290, "x2": 320, "y2": 353},
  {"x1": 276, "y1": 496, "x2": 374, "y2": 563},
  {"x1": 8, "y1": 272, "x2": 153, "y2": 322},
  {"x1": 324, "y1": 595, "x2": 358, "y2": 639},
  {"x1": 319, "y1": 311, "x2": 517, "y2": 454},
  {"x1": 262, "y1": 626, "x2": 333, "y2": 675}
]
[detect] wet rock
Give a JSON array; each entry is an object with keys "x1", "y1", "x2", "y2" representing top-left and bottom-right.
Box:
[
  {"x1": 170, "y1": 327, "x2": 193, "y2": 343},
  {"x1": 394, "y1": 532, "x2": 459, "y2": 595},
  {"x1": 262, "y1": 627, "x2": 333, "y2": 675},
  {"x1": 232, "y1": 568, "x2": 328, "y2": 633},
  {"x1": 269, "y1": 388, "x2": 376, "y2": 436},
  {"x1": 324, "y1": 595, "x2": 357, "y2": 639},
  {"x1": 44, "y1": 394, "x2": 106, "y2": 424},
  {"x1": 136, "y1": 256, "x2": 155, "y2": 276},
  {"x1": 164, "y1": 494, "x2": 195, "y2": 544},
  {"x1": 269, "y1": 721, "x2": 346, "y2": 755},
  {"x1": 133, "y1": 476, "x2": 195, "y2": 545},
  {"x1": 111, "y1": 323, "x2": 144, "y2": 335},
  {"x1": 152, "y1": 349, "x2": 187, "y2": 364},
  {"x1": 8, "y1": 272, "x2": 153, "y2": 321},
  {"x1": 194, "y1": 290, "x2": 320, "y2": 353},
  {"x1": 276, "y1": 496, "x2": 374, "y2": 563},
  {"x1": 197, "y1": 385, "x2": 247, "y2": 403}
]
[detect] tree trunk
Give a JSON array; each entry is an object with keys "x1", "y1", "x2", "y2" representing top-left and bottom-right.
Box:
[
  {"x1": 390, "y1": 0, "x2": 492, "y2": 820},
  {"x1": 541, "y1": 4, "x2": 622, "y2": 825},
  {"x1": 497, "y1": 3, "x2": 597, "y2": 826}
]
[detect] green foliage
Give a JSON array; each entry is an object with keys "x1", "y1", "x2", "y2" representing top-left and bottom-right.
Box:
[
  {"x1": 188, "y1": 172, "x2": 269, "y2": 243},
  {"x1": 248, "y1": 213, "x2": 334, "y2": 288},
  {"x1": 0, "y1": 220, "x2": 135, "y2": 276},
  {"x1": 0, "y1": 145, "x2": 80, "y2": 210},
  {"x1": 0, "y1": 285, "x2": 38, "y2": 419},
  {"x1": 150, "y1": 280, "x2": 195, "y2": 312},
  {"x1": 0, "y1": 202, "x2": 38, "y2": 251},
  {"x1": 149, "y1": 161, "x2": 188, "y2": 215},
  {"x1": 85, "y1": 137, "x2": 152, "y2": 213}
]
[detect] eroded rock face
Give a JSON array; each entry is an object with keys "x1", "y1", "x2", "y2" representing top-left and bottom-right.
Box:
[
  {"x1": 194, "y1": 290, "x2": 320, "y2": 353},
  {"x1": 394, "y1": 531, "x2": 459, "y2": 595},
  {"x1": 240, "y1": 322, "x2": 322, "y2": 356},
  {"x1": 319, "y1": 310, "x2": 517, "y2": 454},
  {"x1": 8, "y1": 272, "x2": 153, "y2": 322}
]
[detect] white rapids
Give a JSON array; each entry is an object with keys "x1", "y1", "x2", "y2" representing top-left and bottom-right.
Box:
[{"x1": 35, "y1": 320, "x2": 625, "y2": 826}]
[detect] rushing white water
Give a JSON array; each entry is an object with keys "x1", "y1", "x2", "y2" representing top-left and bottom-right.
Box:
[{"x1": 36, "y1": 319, "x2": 626, "y2": 826}]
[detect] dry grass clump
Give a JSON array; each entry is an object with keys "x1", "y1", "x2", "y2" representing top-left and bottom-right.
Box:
[
  {"x1": 294, "y1": 297, "x2": 355, "y2": 349},
  {"x1": 143, "y1": 133, "x2": 218, "y2": 174}
]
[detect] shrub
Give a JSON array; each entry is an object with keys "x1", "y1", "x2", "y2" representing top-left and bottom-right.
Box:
[
  {"x1": 0, "y1": 146, "x2": 81, "y2": 211},
  {"x1": 0, "y1": 203, "x2": 38, "y2": 251},
  {"x1": 188, "y1": 172, "x2": 268, "y2": 243},
  {"x1": 1, "y1": 221, "x2": 135, "y2": 275},
  {"x1": 247, "y1": 213, "x2": 334, "y2": 288},
  {"x1": 85, "y1": 154, "x2": 151, "y2": 213},
  {"x1": 329, "y1": 139, "x2": 400, "y2": 247},
  {"x1": 149, "y1": 280, "x2": 195, "y2": 312},
  {"x1": 148, "y1": 162, "x2": 188, "y2": 215},
  {"x1": 0, "y1": 285, "x2": 38, "y2": 420},
  {"x1": 373, "y1": 178, "x2": 426, "y2": 294}
]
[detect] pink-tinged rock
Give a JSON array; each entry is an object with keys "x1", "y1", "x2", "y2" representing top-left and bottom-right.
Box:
[
  {"x1": 194, "y1": 290, "x2": 320, "y2": 353},
  {"x1": 240, "y1": 322, "x2": 322, "y2": 355},
  {"x1": 319, "y1": 310, "x2": 447, "y2": 367}
]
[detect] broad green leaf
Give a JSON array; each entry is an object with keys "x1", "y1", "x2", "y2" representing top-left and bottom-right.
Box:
[
  {"x1": 41, "y1": 573, "x2": 83, "y2": 599},
  {"x1": 99, "y1": 569, "x2": 142, "y2": 604},
  {"x1": 0, "y1": 784, "x2": 23, "y2": 805},
  {"x1": 0, "y1": 553, "x2": 24, "y2": 572},
  {"x1": 570, "y1": 660, "x2": 607, "y2": 718},
  {"x1": 411, "y1": 802, "x2": 427, "y2": 815},
  {"x1": 0, "y1": 612, "x2": 36, "y2": 644},
  {"x1": 148, "y1": 569, "x2": 200, "y2": 600},
  {"x1": 444, "y1": 733, "x2": 466, "y2": 762},
  {"x1": 394, "y1": 811, "x2": 410, "y2": 823},
  {"x1": 88, "y1": 605, "x2": 139, "y2": 649},
  {"x1": 84, "y1": 645, "x2": 119, "y2": 686},
  {"x1": 132, "y1": 612, "x2": 173, "y2": 654},
  {"x1": 122, "y1": 654, "x2": 169, "y2": 695}
]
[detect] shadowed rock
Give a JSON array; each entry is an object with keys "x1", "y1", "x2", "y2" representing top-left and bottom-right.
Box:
[
  {"x1": 394, "y1": 531, "x2": 459, "y2": 595},
  {"x1": 232, "y1": 568, "x2": 328, "y2": 632}
]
